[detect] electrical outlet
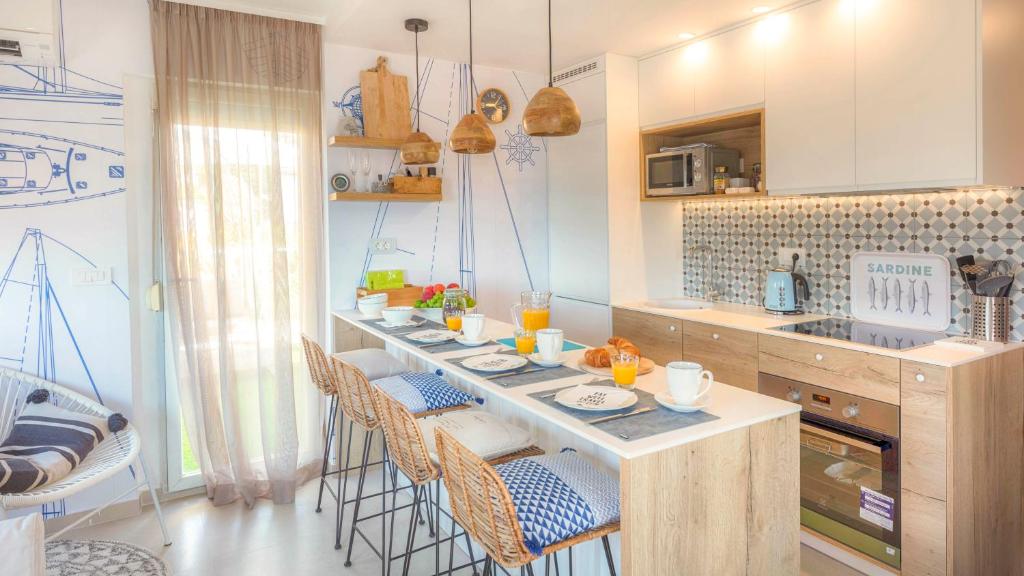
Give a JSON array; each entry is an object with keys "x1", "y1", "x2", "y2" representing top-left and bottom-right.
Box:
[
  {"x1": 778, "y1": 248, "x2": 801, "y2": 269},
  {"x1": 72, "y1": 267, "x2": 112, "y2": 286},
  {"x1": 370, "y1": 237, "x2": 397, "y2": 255}
]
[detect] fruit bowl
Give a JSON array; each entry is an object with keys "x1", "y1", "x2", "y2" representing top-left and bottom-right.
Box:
[{"x1": 413, "y1": 282, "x2": 477, "y2": 322}]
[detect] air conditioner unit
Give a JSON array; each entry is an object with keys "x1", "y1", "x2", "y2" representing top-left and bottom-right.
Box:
[{"x1": 0, "y1": 0, "x2": 59, "y2": 66}]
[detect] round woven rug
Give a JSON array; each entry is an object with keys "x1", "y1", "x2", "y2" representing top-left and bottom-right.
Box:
[{"x1": 46, "y1": 539, "x2": 168, "y2": 576}]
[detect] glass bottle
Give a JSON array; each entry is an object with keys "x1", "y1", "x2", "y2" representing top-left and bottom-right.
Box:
[
  {"x1": 442, "y1": 288, "x2": 468, "y2": 332},
  {"x1": 713, "y1": 166, "x2": 729, "y2": 194}
]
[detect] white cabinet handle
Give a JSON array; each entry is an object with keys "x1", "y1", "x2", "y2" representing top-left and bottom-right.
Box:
[
  {"x1": 915, "y1": 373, "x2": 925, "y2": 383},
  {"x1": 814, "y1": 353, "x2": 824, "y2": 362},
  {"x1": 712, "y1": 333, "x2": 720, "y2": 340},
  {"x1": 669, "y1": 325, "x2": 677, "y2": 332}
]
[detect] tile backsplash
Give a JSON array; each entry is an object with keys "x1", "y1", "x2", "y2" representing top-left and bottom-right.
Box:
[{"x1": 681, "y1": 188, "x2": 1024, "y2": 340}]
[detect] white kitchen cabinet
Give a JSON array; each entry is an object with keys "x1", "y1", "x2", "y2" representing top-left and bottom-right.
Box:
[
  {"x1": 765, "y1": 0, "x2": 855, "y2": 195},
  {"x1": 691, "y1": 25, "x2": 764, "y2": 118},
  {"x1": 549, "y1": 296, "x2": 611, "y2": 348},
  {"x1": 547, "y1": 120, "x2": 610, "y2": 304},
  {"x1": 855, "y1": 0, "x2": 977, "y2": 189},
  {"x1": 638, "y1": 46, "x2": 694, "y2": 128}
]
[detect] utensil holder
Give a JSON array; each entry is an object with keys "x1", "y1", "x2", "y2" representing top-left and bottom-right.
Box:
[{"x1": 971, "y1": 295, "x2": 1011, "y2": 343}]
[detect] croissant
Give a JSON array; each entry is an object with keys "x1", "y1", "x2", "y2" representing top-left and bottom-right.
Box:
[
  {"x1": 607, "y1": 337, "x2": 640, "y2": 357},
  {"x1": 584, "y1": 346, "x2": 612, "y2": 368}
]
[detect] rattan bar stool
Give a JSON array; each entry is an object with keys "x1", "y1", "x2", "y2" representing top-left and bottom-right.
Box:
[
  {"x1": 340, "y1": 359, "x2": 484, "y2": 575},
  {"x1": 372, "y1": 386, "x2": 545, "y2": 576},
  {"x1": 435, "y1": 427, "x2": 620, "y2": 576}
]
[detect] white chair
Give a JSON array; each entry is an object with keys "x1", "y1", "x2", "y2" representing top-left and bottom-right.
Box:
[{"x1": 0, "y1": 368, "x2": 171, "y2": 545}]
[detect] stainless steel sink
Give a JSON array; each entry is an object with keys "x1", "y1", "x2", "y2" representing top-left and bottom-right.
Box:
[{"x1": 644, "y1": 298, "x2": 712, "y2": 310}]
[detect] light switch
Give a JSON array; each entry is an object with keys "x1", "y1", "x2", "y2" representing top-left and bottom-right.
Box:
[{"x1": 72, "y1": 267, "x2": 112, "y2": 286}]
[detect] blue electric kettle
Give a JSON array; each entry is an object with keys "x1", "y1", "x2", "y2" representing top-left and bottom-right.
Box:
[{"x1": 763, "y1": 267, "x2": 810, "y2": 314}]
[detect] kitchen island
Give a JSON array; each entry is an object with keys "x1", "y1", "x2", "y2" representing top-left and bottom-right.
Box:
[{"x1": 334, "y1": 309, "x2": 801, "y2": 576}]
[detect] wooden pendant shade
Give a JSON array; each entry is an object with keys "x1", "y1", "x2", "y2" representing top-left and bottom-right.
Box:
[
  {"x1": 523, "y1": 86, "x2": 581, "y2": 137},
  {"x1": 400, "y1": 131, "x2": 441, "y2": 164},
  {"x1": 449, "y1": 112, "x2": 496, "y2": 154}
]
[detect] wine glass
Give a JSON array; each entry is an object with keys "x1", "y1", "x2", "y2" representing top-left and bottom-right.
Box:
[{"x1": 361, "y1": 153, "x2": 371, "y2": 192}]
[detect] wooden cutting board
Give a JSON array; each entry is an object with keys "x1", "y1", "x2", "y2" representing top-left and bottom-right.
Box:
[{"x1": 360, "y1": 56, "x2": 412, "y2": 140}]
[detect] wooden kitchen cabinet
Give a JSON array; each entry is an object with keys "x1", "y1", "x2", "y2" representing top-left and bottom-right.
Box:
[
  {"x1": 611, "y1": 307, "x2": 682, "y2": 366},
  {"x1": 854, "y1": 0, "x2": 976, "y2": 189},
  {"x1": 901, "y1": 489, "x2": 947, "y2": 576},
  {"x1": 682, "y1": 321, "x2": 758, "y2": 391},
  {"x1": 765, "y1": 0, "x2": 855, "y2": 195},
  {"x1": 900, "y1": 361, "x2": 948, "y2": 502}
]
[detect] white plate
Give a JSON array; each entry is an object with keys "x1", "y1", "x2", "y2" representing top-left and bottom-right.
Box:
[
  {"x1": 554, "y1": 385, "x2": 638, "y2": 412},
  {"x1": 378, "y1": 319, "x2": 425, "y2": 329},
  {"x1": 455, "y1": 335, "x2": 491, "y2": 347},
  {"x1": 406, "y1": 329, "x2": 459, "y2": 343},
  {"x1": 461, "y1": 354, "x2": 528, "y2": 373},
  {"x1": 654, "y1": 391, "x2": 709, "y2": 413},
  {"x1": 528, "y1": 353, "x2": 565, "y2": 368}
]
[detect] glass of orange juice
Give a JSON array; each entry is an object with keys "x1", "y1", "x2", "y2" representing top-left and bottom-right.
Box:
[
  {"x1": 445, "y1": 314, "x2": 463, "y2": 331},
  {"x1": 443, "y1": 288, "x2": 467, "y2": 332},
  {"x1": 611, "y1": 353, "x2": 639, "y2": 390},
  {"x1": 514, "y1": 328, "x2": 536, "y2": 356}
]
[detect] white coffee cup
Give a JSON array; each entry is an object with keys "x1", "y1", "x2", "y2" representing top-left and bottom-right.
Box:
[
  {"x1": 461, "y1": 314, "x2": 486, "y2": 342},
  {"x1": 666, "y1": 361, "x2": 713, "y2": 405},
  {"x1": 535, "y1": 328, "x2": 564, "y2": 362}
]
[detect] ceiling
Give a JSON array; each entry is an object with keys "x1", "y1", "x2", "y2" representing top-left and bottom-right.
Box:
[{"x1": 178, "y1": 0, "x2": 781, "y2": 73}]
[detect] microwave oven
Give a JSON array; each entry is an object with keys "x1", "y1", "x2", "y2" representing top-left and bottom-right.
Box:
[{"x1": 646, "y1": 143, "x2": 740, "y2": 197}]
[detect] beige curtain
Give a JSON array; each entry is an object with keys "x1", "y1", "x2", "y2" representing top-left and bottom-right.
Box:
[{"x1": 150, "y1": 0, "x2": 325, "y2": 506}]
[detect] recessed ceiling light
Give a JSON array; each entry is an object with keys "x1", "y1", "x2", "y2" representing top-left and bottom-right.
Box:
[
  {"x1": 677, "y1": 32, "x2": 696, "y2": 40},
  {"x1": 751, "y1": 6, "x2": 772, "y2": 14}
]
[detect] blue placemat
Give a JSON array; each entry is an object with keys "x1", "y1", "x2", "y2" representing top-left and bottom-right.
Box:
[
  {"x1": 494, "y1": 337, "x2": 586, "y2": 353},
  {"x1": 528, "y1": 381, "x2": 720, "y2": 442},
  {"x1": 449, "y1": 349, "x2": 583, "y2": 388}
]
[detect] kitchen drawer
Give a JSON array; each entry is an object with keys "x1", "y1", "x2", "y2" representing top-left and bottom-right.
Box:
[
  {"x1": 901, "y1": 489, "x2": 947, "y2": 576},
  {"x1": 682, "y1": 321, "x2": 758, "y2": 391},
  {"x1": 611, "y1": 308, "x2": 682, "y2": 366},
  {"x1": 758, "y1": 335, "x2": 900, "y2": 404},
  {"x1": 901, "y1": 361, "x2": 948, "y2": 501}
]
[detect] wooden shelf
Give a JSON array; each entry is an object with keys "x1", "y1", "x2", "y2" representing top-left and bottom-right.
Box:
[
  {"x1": 329, "y1": 192, "x2": 441, "y2": 203},
  {"x1": 328, "y1": 135, "x2": 404, "y2": 149},
  {"x1": 644, "y1": 191, "x2": 766, "y2": 203}
]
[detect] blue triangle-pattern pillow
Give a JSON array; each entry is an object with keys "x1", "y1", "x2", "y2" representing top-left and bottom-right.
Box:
[{"x1": 373, "y1": 372, "x2": 473, "y2": 414}]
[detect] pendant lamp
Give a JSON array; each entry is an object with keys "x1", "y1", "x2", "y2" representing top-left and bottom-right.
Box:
[
  {"x1": 449, "y1": 0, "x2": 496, "y2": 154},
  {"x1": 400, "y1": 18, "x2": 441, "y2": 165},
  {"x1": 523, "y1": 0, "x2": 581, "y2": 137}
]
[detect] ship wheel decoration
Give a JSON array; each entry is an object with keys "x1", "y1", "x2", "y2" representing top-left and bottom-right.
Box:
[{"x1": 500, "y1": 124, "x2": 540, "y2": 172}]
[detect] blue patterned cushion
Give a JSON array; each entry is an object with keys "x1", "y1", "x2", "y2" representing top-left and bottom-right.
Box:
[
  {"x1": 373, "y1": 372, "x2": 473, "y2": 414},
  {"x1": 494, "y1": 450, "x2": 620, "y2": 554}
]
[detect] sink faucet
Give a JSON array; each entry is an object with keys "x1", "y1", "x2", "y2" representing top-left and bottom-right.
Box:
[{"x1": 688, "y1": 244, "x2": 719, "y2": 301}]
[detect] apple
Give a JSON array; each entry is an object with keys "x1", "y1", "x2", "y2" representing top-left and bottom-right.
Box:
[
  {"x1": 447, "y1": 282, "x2": 460, "y2": 289},
  {"x1": 422, "y1": 286, "x2": 435, "y2": 300},
  {"x1": 433, "y1": 283, "x2": 445, "y2": 293}
]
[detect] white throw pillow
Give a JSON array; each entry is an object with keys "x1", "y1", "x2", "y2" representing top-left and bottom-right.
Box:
[
  {"x1": 332, "y1": 349, "x2": 408, "y2": 381},
  {"x1": 419, "y1": 409, "x2": 533, "y2": 463},
  {"x1": 0, "y1": 513, "x2": 45, "y2": 576}
]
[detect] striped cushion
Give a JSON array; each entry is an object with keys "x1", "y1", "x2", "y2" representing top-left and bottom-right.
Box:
[
  {"x1": 373, "y1": 372, "x2": 474, "y2": 414},
  {"x1": 0, "y1": 401, "x2": 113, "y2": 494}
]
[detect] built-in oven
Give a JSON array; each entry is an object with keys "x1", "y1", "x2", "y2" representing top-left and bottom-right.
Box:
[
  {"x1": 759, "y1": 373, "x2": 902, "y2": 570},
  {"x1": 645, "y1": 143, "x2": 740, "y2": 197}
]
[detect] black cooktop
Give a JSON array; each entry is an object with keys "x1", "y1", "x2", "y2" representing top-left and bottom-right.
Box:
[{"x1": 772, "y1": 318, "x2": 945, "y2": 351}]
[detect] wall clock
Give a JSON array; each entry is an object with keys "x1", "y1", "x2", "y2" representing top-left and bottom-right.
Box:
[{"x1": 477, "y1": 88, "x2": 510, "y2": 124}]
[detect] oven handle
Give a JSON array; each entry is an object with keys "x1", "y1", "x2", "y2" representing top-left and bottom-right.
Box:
[{"x1": 800, "y1": 421, "x2": 884, "y2": 456}]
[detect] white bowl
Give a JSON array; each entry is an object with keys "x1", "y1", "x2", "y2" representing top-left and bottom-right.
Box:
[
  {"x1": 359, "y1": 293, "x2": 388, "y2": 304},
  {"x1": 357, "y1": 299, "x2": 387, "y2": 318},
  {"x1": 381, "y1": 306, "x2": 415, "y2": 325}
]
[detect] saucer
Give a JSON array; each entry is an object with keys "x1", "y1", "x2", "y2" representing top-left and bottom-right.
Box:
[
  {"x1": 455, "y1": 335, "x2": 491, "y2": 347},
  {"x1": 654, "y1": 391, "x2": 709, "y2": 413},
  {"x1": 378, "y1": 319, "x2": 424, "y2": 329},
  {"x1": 528, "y1": 353, "x2": 565, "y2": 368}
]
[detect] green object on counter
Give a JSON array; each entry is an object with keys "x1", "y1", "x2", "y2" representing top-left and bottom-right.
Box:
[{"x1": 366, "y1": 270, "x2": 405, "y2": 290}]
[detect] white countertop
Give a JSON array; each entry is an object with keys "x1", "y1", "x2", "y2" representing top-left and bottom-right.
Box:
[
  {"x1": 614, "y1": 300, "x2": 1023, "y2": 367},
  {"x1": 335, "y1": 309, "x2": 800, "y2": 461}
]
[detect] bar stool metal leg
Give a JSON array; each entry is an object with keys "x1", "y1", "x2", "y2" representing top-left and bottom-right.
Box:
[
  {"x1": 344, "y1": 430, "x2": 373, "y2": 567},
  {"x1": 381, "y1": 443, "x2": 388, "y2": 576},
  {"x1": 400, "y1": 485, "x2": 424, "y2": 576},
  {"x1": 315, "y1": 395, "x2": 338, "y2": 513},
  {"x1": 335, "y1": 420, "x2": 356, "y2": 550},
  {"x1": 601, "y1": 535, "x2": 617, "y2": 576}
]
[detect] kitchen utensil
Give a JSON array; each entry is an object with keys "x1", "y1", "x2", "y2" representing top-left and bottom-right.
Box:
[
  {"x1": 956, "y1": 255, "x2": 979, "y2": 293},
  {"x1": 977, "y1": 274, "x2": 1013, "y2": 297},
  {"x1": 666, "y1": 361, "x2": 714, "y2": 404},
  {"x1": 555, "y1": 385, "x2": 638, "y2": 412},
  {"x1": 511, "y1": 291, "x2": 552, "y2": 331},
  {"x1": 586, "y1": 406, "x2": 656, "y2": 425},
  {"x1": 971, "y1": 295, "x2": 1011, "y2": 343},
  {"x1": 359, "y1": 56, "x2": 412, "y2": 139},
  {"x1": 762, "y1": 267, "x2": 810, "y2": 314},
  {"x1": 462, "y1": 353, "x2": 528, "y2": 372},
  {"x1": 654, "y1": 391, "x2": 710, "y2": 413},
  {"x1": 484, "y1": 366, "x2": 548, "y2": 381}
]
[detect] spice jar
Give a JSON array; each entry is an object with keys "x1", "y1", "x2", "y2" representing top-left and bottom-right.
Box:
[{"x1": 713, "y1": 166, "x2": 730, "y2": 194}]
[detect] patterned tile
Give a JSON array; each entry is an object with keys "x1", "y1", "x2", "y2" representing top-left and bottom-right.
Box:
[{"x1": 960, "y1": 188, "x2": 1024, "y2": 239}]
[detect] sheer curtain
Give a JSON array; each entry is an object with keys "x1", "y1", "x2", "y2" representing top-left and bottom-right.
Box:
[{"x1": 150, "y1": 0, "x2": 325, "y2": 506}]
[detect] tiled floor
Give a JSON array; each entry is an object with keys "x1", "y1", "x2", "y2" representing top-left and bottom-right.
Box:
[{"x1": 66, "y1": 475, "x2": 866, "y2": 576}]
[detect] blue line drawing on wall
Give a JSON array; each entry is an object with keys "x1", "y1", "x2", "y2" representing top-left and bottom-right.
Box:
[
  {"x1": 0, "y1": 227, "x2": 131, "y2": 517},
  {"x1": 332, "y1": 86, "x2": 364, "y2": 131},
  {"x1": 500, "y1": 124, "x2": 540, "y2": 173},
  {"x1": 0, "y1": 129, "x2": 125, "y2": 209}
]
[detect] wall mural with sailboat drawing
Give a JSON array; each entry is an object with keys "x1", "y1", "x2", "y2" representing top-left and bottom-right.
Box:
[
  {"x1": 325, "y1": 44, "x2": 549, "y2": 321},
  {"x1": 0, "y1": 0, "x2": 152, "y2": 517}
]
